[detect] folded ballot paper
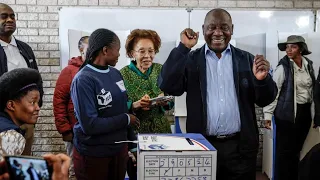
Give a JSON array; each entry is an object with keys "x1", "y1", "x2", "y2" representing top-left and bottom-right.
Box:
[{"x1": 138, "y1": 134, "x2": 211, "y2": 151}]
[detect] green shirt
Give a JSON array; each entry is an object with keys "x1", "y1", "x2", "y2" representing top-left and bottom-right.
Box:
[{"x1": 120, "y1": 61, "x2": 173, "y2": 133}]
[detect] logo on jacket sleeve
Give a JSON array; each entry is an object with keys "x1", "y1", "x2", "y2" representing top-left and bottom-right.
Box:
[
  {"x1": 97, "y1": 88, "x2": 112, "y2": 108},
  {"x1": 241, "y1": 78, "x2": 249, "y2": 88}
]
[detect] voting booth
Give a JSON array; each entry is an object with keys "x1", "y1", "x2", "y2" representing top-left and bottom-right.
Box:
[{"x1": 137, "y1": 133, "x2": 217, "y2": 180}]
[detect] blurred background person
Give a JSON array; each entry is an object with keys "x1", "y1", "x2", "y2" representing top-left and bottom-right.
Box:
[
  {"x1": 263, "y1": 35, "x2": 315, "y2": 180},
  {"x1": 53, "y1": 35, "x2": 89, "y2": 179}
]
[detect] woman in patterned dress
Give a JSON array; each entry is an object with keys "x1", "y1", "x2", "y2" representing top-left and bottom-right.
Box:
[
  {"x1": 120, "y1": 29, "x2": 174, "y2": 180},
  {"x1": 121, "y1": 29, "x2": 174, "y2": 134},
  {"x1": 0, "y1": 68, "x2": 42, "y2": 160}
]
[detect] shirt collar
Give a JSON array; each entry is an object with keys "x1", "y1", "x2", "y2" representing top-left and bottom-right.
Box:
[
  {"x1": 289, "y1": 57, "x2": 308, "y2": 68},
  {"x1": 301, "y1": 56, "x2": 308, "y2": 67},
  {"x1": 128, "y1": 61, "x2": 153, "y2": 79},
  {"x1": 0, "y1": 36, "x2": 17, "y2": 47},
  {"x1": 205, "y1": 43, "x2": 231, "y2": 56},
  {"x1": 290, "y1": 57, "x2": 309, "y2": 72}
]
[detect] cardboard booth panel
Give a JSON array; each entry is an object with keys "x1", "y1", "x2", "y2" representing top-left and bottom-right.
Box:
[
  {"x1": 59, "y1": 8, "x2": 188, "y2": 69},
  {"x1": 138, "y1": 134, "x2": 217, "y2": 180},
  {"x1": 191, "y1": 10, "x2": 314, "y2": 40},
  {"x1": 67, "y1": 29, "x2": 131, "y2": 70}
]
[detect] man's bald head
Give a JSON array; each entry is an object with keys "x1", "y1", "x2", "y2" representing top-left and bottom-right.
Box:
[
  {"x1": 0, "y1": 3, "x2": 16, "y2": 39},
  {"x1": 204, "y1": 8, "x2": 232, "y2": 24},
  {"x1": 0, "y1": 3, "x2": 12, "y2": 10},
  {"x1": 202, "y1": 8, "x2": 233, "y2": 54}
]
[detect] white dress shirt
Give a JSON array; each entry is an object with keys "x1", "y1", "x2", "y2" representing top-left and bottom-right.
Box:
[
  {"x1": 205, "y1": 44, "x2": 241, "y2": 136},
  {"x1": 0, "y1": 37, "x2": 28, "y2": 71}
]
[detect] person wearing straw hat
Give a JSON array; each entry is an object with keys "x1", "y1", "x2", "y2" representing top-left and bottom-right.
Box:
[{"x1": 263, "y1": 35, "x2": 316, "y2": 180}]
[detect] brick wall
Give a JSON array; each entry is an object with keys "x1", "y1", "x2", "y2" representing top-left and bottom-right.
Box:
[{"x1": 4, "y1": 0, "x2": 319, "y2": 166}]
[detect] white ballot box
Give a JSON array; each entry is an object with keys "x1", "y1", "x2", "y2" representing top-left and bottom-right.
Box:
[{"x1": 137, "y1": 133, "x2": 217, "y2": 180}]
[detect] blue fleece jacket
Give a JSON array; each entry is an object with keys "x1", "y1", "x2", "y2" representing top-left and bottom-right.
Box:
[
  {"x1": 0, "y1": 112, "x2": 23, "y2": 134},
  {"x1": 71, "y1": 64, "x2": 130, "y2": 157}
]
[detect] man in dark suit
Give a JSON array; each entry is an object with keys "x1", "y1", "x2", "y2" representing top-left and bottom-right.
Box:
[
  {"x1": 158, "y1": 8, "x2": 277, "y2": 180},
  {"x1": 27, "y1": 162, "x2": 41, "y2": 180}
]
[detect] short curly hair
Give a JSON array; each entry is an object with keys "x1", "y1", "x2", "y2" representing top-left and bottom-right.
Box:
[
  {"x1": 0, "y1": 68, "x2": 42, "y2": 111},
  {"x1": 125, "y1": 29, "x2": 161, "y2": 58}
]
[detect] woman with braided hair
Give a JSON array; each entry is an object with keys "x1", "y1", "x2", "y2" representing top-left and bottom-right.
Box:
[{"x1": 70, "y1": 28, "x2": 139, "y2": 180}]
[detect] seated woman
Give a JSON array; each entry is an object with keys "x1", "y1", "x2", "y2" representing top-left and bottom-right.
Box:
[{"x1": 0, "y1": 68, "x2": 42, "y2": 160}]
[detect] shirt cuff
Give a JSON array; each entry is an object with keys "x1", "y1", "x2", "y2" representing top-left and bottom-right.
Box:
[
  {"x1": 254, "y1": 74, "x2": 271, "y2": 86},
  {"x1": 177, "y1": 42, "x2": 191, "y2": 54},
  {"x1": 126, "y1": 113, "x2": 130, "y2": 125},
  {"x1": 264, "y1": 113, "x2": 273, "y2": 120},
  {"x1": 130, "y1": 148, "x2": 137, "y2": 152}
]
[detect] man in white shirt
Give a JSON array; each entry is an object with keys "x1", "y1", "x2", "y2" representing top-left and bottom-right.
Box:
[{"x1": 0, "y1": 3, "x2": 42, "y2": 156}]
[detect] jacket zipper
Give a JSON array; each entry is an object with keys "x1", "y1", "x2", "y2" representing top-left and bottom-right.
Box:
[{"x1": 198, "y1": 65, "x2": 207, "y2": 134}]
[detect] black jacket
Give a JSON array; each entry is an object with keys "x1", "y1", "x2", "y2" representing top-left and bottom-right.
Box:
[
  {"x1": 0, "y1": 112, "x2": 23, "y2": 135},
  {"x1": 0, "y1": 38, "x2": 43, "y2": 106},
  {"x1": 274, "y1": 55, "x2": 315, "y2": 123},
  {"x1": 0, "y1": 38, "x2": 38, "y2": 76},
  {"x1": 27, "y1": 167, "x2": 41, "y2": 180},
  {"x1": 314, "y1": 68, "x2": 320, "y2": 127},
  {"x1": 158, "y1": 43, "x2": 277, "y2": 154},
  {"x1": 299, "y1": 143, "x2": 320, "y2": 180}
]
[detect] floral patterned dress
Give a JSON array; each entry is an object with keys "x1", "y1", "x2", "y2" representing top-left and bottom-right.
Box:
[
  {"x1": 120, "y1": 62, "x2": 173, "y2": 133},
  {"x1": 0, "y1": 130, "x2": 26, "y2": 161},
  {"x1": 0, "y1": 112, "x2": 26, "y2": 161}
]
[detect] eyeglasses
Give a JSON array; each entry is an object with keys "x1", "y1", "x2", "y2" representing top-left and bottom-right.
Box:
[{"x1": 133, "y1": 49, "x2": 155, "y2": 56}]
